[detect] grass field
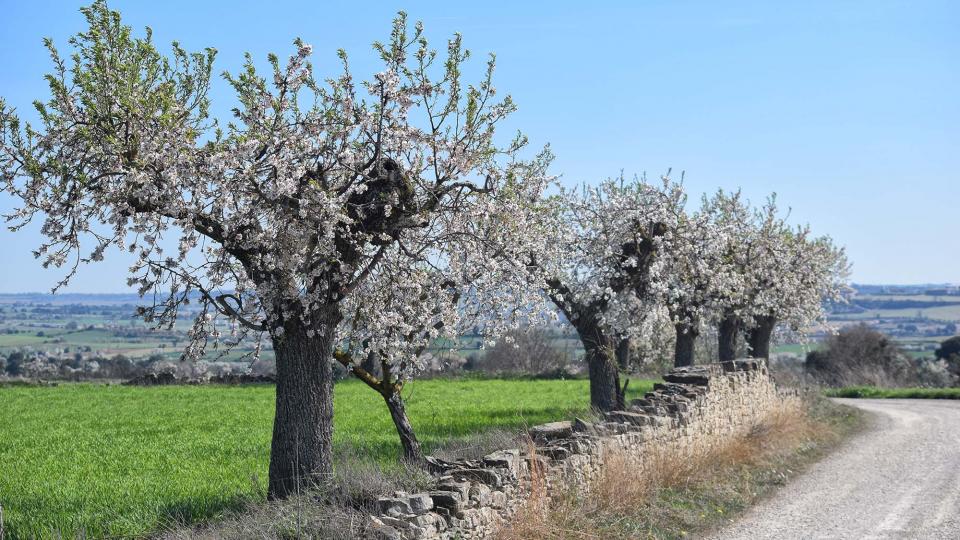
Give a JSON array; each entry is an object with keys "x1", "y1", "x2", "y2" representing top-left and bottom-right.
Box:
[
  {"x1": 0, "y1": 378, "x2": 654, "y2": 538},
  {"x1": 825, "y1": 386, "x2": 960, "y2": 399}
]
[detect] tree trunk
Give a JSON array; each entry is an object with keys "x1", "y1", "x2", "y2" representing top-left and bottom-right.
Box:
[
  {"x1": 718, "y1": 311, "x2": 742, "y2": 362},
  {"x1": 383, "y1": 391, "x2": 424, "y2": 464},
  {"x1": 747, "y1": 315, "x2": 777, "y2": 359},
  {"x1": 615, "y1": 337, "x2": 631, "y2": 371},
  {"x1": 268, "y1": 320, "x2": 336, "y2": 499},
  {"x1": 584, "y1": 341, "x2": 621, "y2": 411},
  {"x1": 674, "y1": 323, "x2": 698, "y2": 367}
]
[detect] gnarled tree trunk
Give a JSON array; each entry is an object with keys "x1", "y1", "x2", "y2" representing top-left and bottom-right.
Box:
[
  {"x1": 674, "y1": 322, "x2": 698, "y2": 367},
  {"x1": 335, "y1": 350, "x2": 426, "y2": 465},
  {"x1": 585, "y1": 344, "x2": 621, "y2": 411},
  {"x1": 747, "y1": 315, "x2": 777, "y2": 359},
  {"x1": 546, "y1": 282, "x2": 622, "y2": 412},
  {"x1": 718, "y1": 310, "x2": 742, "y2": 362},
  {"x1": 268, "y1": 319, "x2": 336, "y2": 499},
  {"x1": 577, "y1": 320, "x2": 621, "y2": 412},
  {"x1": 383, "y1": 391, "x2": 424, "y2": 464}
]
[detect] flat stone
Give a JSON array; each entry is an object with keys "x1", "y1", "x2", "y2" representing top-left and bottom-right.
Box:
[
  {"x1": 606, "y1": 410, "x2": 651, "y2": 426},
  {"x1": 378, "y1": 497, "x2": 412, "y2": 516},
  {"x1": 451, "y1": 468, "x2": 503, "y2": 487},
  {"x1": 366, "y1": 516, "x2": 403, "y2": 540},
  {"x1": 572, "y1": 417, "x2": 598, "y2": 435},
  {"x1": 429, "y1": 490, "x2": 463, "y2": 511},
  {"x1": 539, "y1": 445, "x2": 572, "y2": 460},
  {"x1": 483, "y1": 448, "x2": 521, "y2": 477},
  {"x1": 529, "y1": 420, "x2": 573, "y2": 442},
  {"x1": 662, "y1": 372, "x2": 711, "y2": 386},
  {"x1": 407, "y1": 493, "x2": 434, "y2": 514},
  {"x1": 436, "y1": 480, "x2": 471, "y2": 500},
  {"x1": 469, "y1": 482, "x2": 492, "y2": 505}
]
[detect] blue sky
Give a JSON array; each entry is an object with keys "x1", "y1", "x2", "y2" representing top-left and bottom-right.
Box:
[{"x1": 0, "y1": 0, "x2": 957, "y2": 292}]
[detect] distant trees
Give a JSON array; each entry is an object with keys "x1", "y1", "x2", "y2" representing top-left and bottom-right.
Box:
[{"x1": 4, "y1": 351, "x2": 24, "y2": 376}]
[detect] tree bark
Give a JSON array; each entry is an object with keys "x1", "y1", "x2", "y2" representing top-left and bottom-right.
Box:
[
  {"x1": 546, "y1": 282, "x2": 621, "y2": 412},
  {"x1": 383, "y1": 391, "x2": 425, "y2": 464},
  {"x1": 268, "y1": 319, "x2": 336, "y2": 499},
  {"x1": 584, "y1": 341, "x2": 622, "y2": 412},
  {"x1": 674, "y1": 322, "x2": 698, "y2": 367},
  {"x1": 615, "y1": 337, "x2": 631, "y2": 371},
  {"x1": 747, "y1": 315, "x2": 777, "y2": 359},
  {"x1": 718, "y1": 310, "x2": 742, "y2": 362}
]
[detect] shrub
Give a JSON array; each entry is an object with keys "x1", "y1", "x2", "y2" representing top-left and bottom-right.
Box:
[
  {"x1": 935, "y1": 336, "x2": 960, "y2": 381},
  {"x1": 805, "y1": 324, "x2": 912, "y2": 387}
]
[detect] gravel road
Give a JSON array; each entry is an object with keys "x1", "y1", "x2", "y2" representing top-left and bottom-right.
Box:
[{"x1": 707, "y1": 398, "x2": 960, "y2": 540}]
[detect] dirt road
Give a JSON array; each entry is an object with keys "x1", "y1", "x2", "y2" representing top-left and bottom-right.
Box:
[{"x1": 708, "y1": 399, "x2": 960, "y2": 540}]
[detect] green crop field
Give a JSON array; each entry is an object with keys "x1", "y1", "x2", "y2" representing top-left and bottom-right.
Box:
[{"x1": 0, "y1": 378, "x2": 654, "y2": 538}]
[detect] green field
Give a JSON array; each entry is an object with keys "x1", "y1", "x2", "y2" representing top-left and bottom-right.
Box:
[
  {"x1": 825, "y1": 386, "x2": 960, "y2": 399},
  {"x1": 0, "y1": 378, "x2": 653, "y2": 538}
]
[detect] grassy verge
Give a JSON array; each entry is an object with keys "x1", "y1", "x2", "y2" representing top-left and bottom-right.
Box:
[
  {"x1": 824, "y1": 386, "x2": 960, "y2": 399},
  {"x1": 497, "y1": 395, "x2": 865, "y2": 540},
  {"x1": 0, "y1": 377, "x2": 654, "y2": 538}
]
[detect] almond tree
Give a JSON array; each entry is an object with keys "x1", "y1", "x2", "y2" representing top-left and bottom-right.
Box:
[
  {"x1": 533, "y1": 177, "x2": 674, "y2": 411},
  {"x1": 654, "y1": 201, "x2": 739, "y2": 367},
  {"x1": 745, "y1": 228, "x2": 849, "y2": 359},
  {"x1": 331, "y1": 153, "x2": 553, "y2": 463},
  {"x1": 704, "y1": 191, "x2": 848, "y2": 361},
  {"x1": 703, "y1": 191, "x2": 778, "y2": 362},
  {"x1": 0, "y1": 2, "x2": 549, "y2": 497}
]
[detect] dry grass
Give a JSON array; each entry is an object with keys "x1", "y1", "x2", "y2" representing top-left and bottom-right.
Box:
[
  {"x1": 158, "y1": 450, "x2": 433, "y2": 540},
  {"x1": 430, "y1": 427, "x2": 526, "y2": 462},
  {"x1": 497, "y1": 396, "x2": 858, "y2": 540}
]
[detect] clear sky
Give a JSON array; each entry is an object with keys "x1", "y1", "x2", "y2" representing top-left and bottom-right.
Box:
[{"x1": 0, "y1": 0, "x2": 957, "y2": 292}]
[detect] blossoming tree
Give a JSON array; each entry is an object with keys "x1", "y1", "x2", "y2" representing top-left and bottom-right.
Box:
[
  {"x1": 331, "y1": 152, "x2": 553, "y2": 463},
  {"x1": 0, "y1": 2, "x2": 550, "y2": 497},
  {"x1": 533, "y1": 177, "x2": 674, "y2": 411},
  {"x1": 744, "y1": 227, "x2": 850, "y2": 359},
  {"x1": 703, "y1": 191, "x2": 849, "y2": 361},
  {"x1": 654, "y1": 196, "x2": 739, "y2": 367}
]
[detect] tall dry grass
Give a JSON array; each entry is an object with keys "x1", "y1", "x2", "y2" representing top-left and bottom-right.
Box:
[{"x1": 497, "y1": 399, "x2": 825, "y2": 540}]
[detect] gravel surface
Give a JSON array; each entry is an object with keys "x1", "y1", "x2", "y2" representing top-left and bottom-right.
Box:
[{"x1": 708, "y1": 398, "x2": 960, "y2": 540}]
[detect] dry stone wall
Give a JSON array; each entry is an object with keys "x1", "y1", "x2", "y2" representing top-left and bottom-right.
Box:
[{"x1": 365, "y1": 360, "x2": 788, "y2": 539}]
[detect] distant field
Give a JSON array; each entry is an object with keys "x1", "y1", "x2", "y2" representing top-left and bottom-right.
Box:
[
  {"x1": 0, "y1": 378, "x2": 654, "y2": 538},
  {"x1": 825, "y1": 386, "x2": 960, "y2": 399},
  {"x1": 772, "y1": 343, "x2": 816, "y2": 355},
  {"x1": 833, "y1": 303, "x2": 960, "y2": 321}
]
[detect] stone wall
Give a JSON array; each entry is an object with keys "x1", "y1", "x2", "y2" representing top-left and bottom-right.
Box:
[{"x1": 365, "y1": 360, "x2": 789, "y2": 539}]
